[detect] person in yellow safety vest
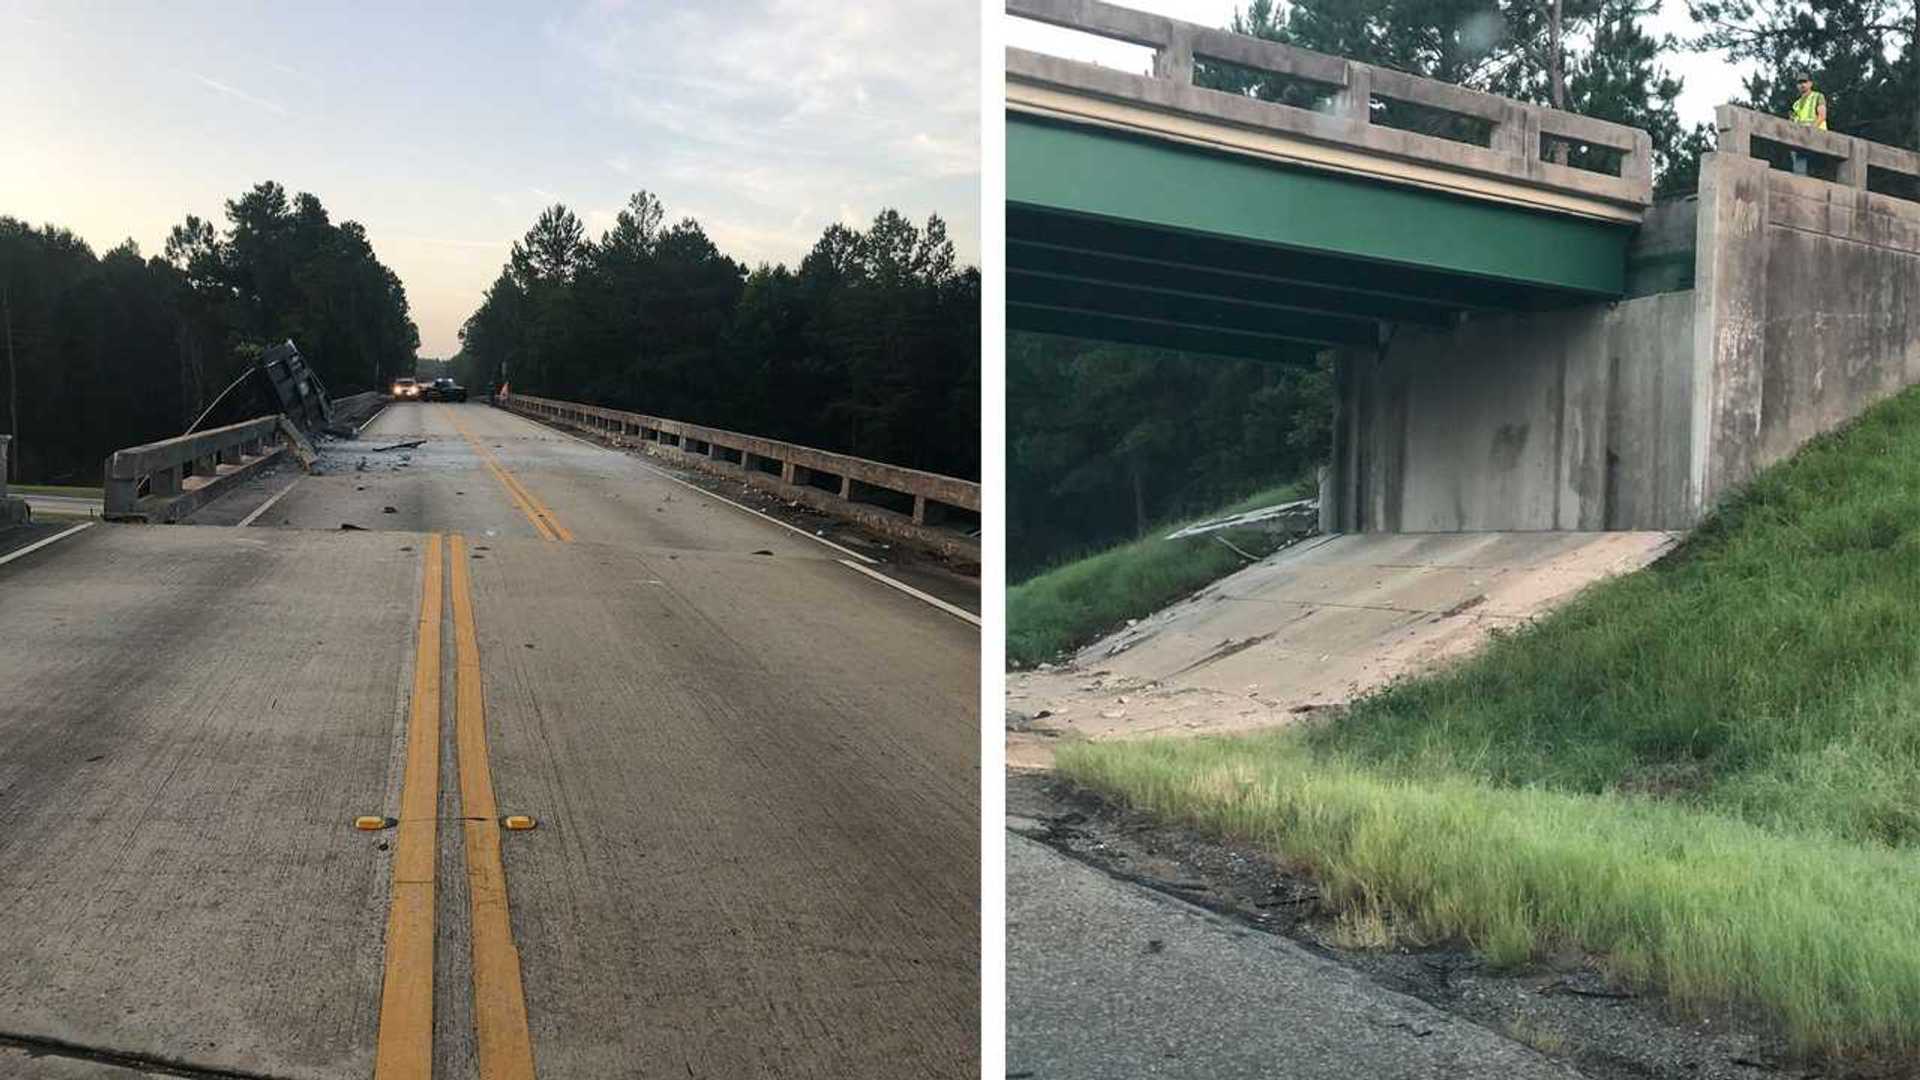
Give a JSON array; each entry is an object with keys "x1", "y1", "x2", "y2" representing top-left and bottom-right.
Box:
[{"x1": 1788, "y1": 73, "x2": 1827, "y2": 175}]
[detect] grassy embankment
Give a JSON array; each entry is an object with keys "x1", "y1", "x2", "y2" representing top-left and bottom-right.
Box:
[
  {"x1": 1060, "y1": 384, "x2": 1920, "y2": 1060},
  {"x1": 1008, "y1": 482, "x2": 1305, "y2": 667}
]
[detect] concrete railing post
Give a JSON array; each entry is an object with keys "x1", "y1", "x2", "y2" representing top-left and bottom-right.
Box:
[
  {"x1": 1152, "y1": 26, "x2": 1193, "y2": 84},
  {"x1": 838, "y1": 474, "x2": 853, "y2": 500},
  {"x1": 1490, "y1": 105, "x2": 1535, "y2": 160},
  {"x1": 1839, "y1": 136, "x2": 1869, "y2": 188},
  {"x1": 1332, "y1": 63, "x2": 1370, "y2": 124},
  {"x1": 151, "y1": 466, "x2": 182, "y2": 497},
  {"x1": 0, "y1": 435, "x2": 9, "y2": 498},
  {"x1": 1623, "y1": 128, "x2": 1655, "y2": 190},
  {"x1": 105, "y1": 474, "x2": 136, "y2": 513},
  {"x1": 1714, "y1": 104, "x2": 1751, "y2": 158}
]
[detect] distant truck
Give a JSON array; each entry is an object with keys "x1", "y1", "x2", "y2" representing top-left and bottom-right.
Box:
[{"x1": 423, "y1": 377, "x2": 468, "y2": 403}]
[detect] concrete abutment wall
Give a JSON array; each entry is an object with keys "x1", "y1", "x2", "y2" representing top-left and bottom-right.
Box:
[{"x1": 1329, "y1": 108, "x2": 1920, "y2": 533}]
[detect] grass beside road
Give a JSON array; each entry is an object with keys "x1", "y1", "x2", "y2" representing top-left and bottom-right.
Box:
[
  {"x1": 1008, "y1": 483, "x2": 1305, "y2": 667},
  {"x1": 12, "y1": 484, "x2": 103, "y2": 499},
  {"x1": 1060, "y1": 737, "x2": 1920, "y2": 1058},
  {"x1": 1059, "y1": 384, "x2": 1920, "y2": 1060}
]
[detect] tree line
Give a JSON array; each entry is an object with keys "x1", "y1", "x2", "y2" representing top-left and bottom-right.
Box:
[
  {"x1": 1014, "y1": 0, "x2": 1918, "y2": 577},
  {"x1": 454, "y1": 193, "x2": 981, "y2": 481},
  {"x1": 0, "y1": 181, "x2": 418, "y2": 484},
  {"x1": 1009, "y1": 336, "x2": 1333, "y2": 581}
]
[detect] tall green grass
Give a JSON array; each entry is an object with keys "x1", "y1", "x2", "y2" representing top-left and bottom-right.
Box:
[
  {"x1": 1315, "y1": 384, "x2": 1920, "y2": 845},
  {"x1": 1008, "y1": 483, "x2": 1304, "y2": 666},
  {"x1": 1057, "y1": 385, "x2": 1920, "y2": 1059},
  {"x1": 1059, "y1": 736, "x2": 1920, "y2": 1058}
]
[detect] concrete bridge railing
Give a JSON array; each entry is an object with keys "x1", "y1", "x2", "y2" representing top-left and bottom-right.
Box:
[
  {"x1": 104, "y1": 416, "x2": 288, "y2": 523},
  {"x1": 500, "y1": 392, "x2": 981, "y2": 562},
  {"x1": 1006, "y1": 0, "x2": 1652, "y2": 222},
  {"x1": 1714, "y1": 104, "x2": 1920, "y2": 193}
]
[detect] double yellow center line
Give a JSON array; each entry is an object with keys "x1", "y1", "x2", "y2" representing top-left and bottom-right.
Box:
[
  {"x1": 376, "y1": 533, "x2": 537, "y2": 1079},
  {"x1": 442, "y1": 408, "x2": 573, "y2": 542}
]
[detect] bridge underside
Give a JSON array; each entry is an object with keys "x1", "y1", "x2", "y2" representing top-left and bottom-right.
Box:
[{"x1": 1007, "y1": 115, "x2": 1635, "y2": 362}]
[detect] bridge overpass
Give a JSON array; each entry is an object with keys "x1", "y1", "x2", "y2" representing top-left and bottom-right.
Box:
[
  {"x1": 1007, "y1": 0, "x2": 1920, "y2": 532},
  {"x1": 0, "y1": 402, "x2": 978, "y2": 1077},
  {"x1": 1006, "y1": 0, "x2": 1652, "y2": 361}
]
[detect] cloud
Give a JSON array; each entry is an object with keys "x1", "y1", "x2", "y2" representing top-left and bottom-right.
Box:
[
  {"x1": 545, "y1": 0, "x2": 979, "y2": 267},
  {"x1": 187, "y1": 72, "x2": 288, "y2": 116}
]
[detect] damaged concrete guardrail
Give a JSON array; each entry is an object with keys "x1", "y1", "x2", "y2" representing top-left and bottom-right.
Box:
[
  {"x1": 330, "y1": 390, "x2": 388, "y2": 429},
  {"x1": 500, "y1": 391, "x2": 982, "y2": 562},
  {"x1": 103, "y1": 416, "x2": 296, "y2": 524}
]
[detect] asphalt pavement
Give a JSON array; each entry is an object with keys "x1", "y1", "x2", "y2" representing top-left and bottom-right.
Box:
[
  {"x1": 1006, "y1": 833, "x2": 1577, "y2": 1080},
  {"x1": 0, "y1": 402, "x2": 978, "y2": 1078}
]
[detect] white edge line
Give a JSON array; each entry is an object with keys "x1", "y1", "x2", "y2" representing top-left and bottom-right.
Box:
[
  {"x1": 354, "y1": 402, "x2": 390, "y2": 435},
  {"x1": 836, "y1": 558, "x2": 981, "y2": 627},
  {"x1": 235, "y1": 475, "x2": 301, "y2": 528},
  {"x1": 514, "y1": 407, "x2": 882, "y2": 565},
  {"x1": 0, "y1": 521, "x2": 96, "y2": 568}
]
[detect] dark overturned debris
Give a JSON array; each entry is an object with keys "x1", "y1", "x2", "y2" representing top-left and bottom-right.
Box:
[{"x1": 372, "y1": 440, "x2": 427, "y2": 452}]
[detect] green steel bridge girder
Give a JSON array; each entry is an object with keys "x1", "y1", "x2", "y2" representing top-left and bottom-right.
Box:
[{"x1": 1007, "y1": 113, "x2": 1636, "y2": 361}]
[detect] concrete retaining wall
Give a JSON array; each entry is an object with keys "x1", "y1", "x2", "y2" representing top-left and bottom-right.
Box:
[{"x1": 1330, "y1": 106, "x2": 1920, "y2": 533}]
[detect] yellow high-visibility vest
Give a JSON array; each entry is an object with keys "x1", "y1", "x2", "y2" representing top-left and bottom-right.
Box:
[{"x1": 1792, "y1": 91, "x2": 1827, "y2": 130}]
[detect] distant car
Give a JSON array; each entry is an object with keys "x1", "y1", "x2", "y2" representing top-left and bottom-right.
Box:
[
  {"x1": 391, "y1": 377, "x2": 420, "y2": 400},
  {"x1": 423, "y1": 377, "x2": 468, "y2": 403}
]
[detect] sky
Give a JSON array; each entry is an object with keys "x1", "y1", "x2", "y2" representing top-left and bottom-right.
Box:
[
  {"x1": 1006, "y1": 1, "x2": 1752, "y2": 137},
  {"x1": 0, "y1": 1, "x2": 981, "y2": 357}
]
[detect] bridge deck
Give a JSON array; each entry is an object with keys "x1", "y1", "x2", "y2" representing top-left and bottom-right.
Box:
[{"x1": 0, "y1": 403, "x2": 978, "y2": 1078}]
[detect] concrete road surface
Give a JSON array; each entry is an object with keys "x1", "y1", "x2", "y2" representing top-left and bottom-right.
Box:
[
  {"x1": 1006, "y1": 834, "x2": 1575, "y2": 1080},
  {"x1": 0, "y1": 402, "x2": 978, "y2": 1079}
]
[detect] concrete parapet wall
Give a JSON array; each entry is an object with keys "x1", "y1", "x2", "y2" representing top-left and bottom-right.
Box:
[
  {"x1": 103, "y1": 416, "x2": 288, "y2": 524},
  {"x1": 1330, "y1": 107, "x2": 1920, "y2": 533},
  {"x1": 500, "y1": 393, "x2": 982, "y2": 562},
  {"x1": 329, "y1": 391, "x2": 387, "y2": 429}
]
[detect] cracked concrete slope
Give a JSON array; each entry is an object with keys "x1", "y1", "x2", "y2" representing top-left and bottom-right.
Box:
[
  {"x1": 1009, "y1": 530, "x2": 1676, "y2": 768},
  {"x1": 0, "y1": 402, "x2": 978, "y2": 1078}
]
